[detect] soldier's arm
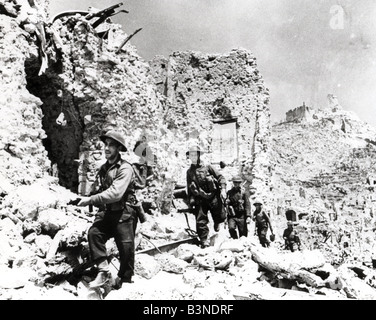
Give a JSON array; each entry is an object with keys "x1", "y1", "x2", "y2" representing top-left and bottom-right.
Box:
[
  {"x1": 186, "y1": 169, "x2": 192, "y2": 198},
  {"x1": 208, "y1": 165, "x2": 226, "y2": 190},
  {"x1": 90, "y1": 163, "x2": 133, "y2": 205},
  {"x1": 244, "y1": 191, "x2": 251, "y2": 217},
  {"x1": 264, "y1": 211, "x2": 274, "y2": 233}
]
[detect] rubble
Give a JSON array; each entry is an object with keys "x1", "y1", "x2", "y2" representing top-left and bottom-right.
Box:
[{"x1": 1, "y1": 0, "x2": 376, "y2": 301}]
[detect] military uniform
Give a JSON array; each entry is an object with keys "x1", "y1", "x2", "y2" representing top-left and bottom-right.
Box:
[
  {"x1": 186, "y1": 163, "x2": 226, "y2": 246},
  {"x1": 283, "y1": 225, "x2": 301, "y2": 252},
  {"x1": 253, "y1": 200, "x2": 273, "y2": 247},
  {"x1": 226, "y1": 186, "x2": 251, "y2": 239},
  {"x1": 88, "y1": 155, "x2": 138, "y2": 283}
]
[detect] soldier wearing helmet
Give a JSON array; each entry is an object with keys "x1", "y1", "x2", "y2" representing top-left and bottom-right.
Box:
[
  {"x1": 186, "y1": 145, "x2": 227, "y2": 248},
  {"x1": 225, "y1": 176, "x2": 251, "y2": 239},
  {"x1": 252, "y1": 199, "x2": 274, "y2": 247},
  {"x1": 77, "y1": 130, "x2": 138, "y2": 290},
  {"x1": 283, "y1": 221, "x2": 301, "y2": 252}
]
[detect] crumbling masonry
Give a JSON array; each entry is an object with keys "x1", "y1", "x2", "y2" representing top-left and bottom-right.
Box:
[{"x1": 0, "y1": 1, "x2": 271, "y2": 204}]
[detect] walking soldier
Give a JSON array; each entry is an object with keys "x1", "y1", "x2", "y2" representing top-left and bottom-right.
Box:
[
  {"x1": 252, "y1": 199, "x2": 274, "y2": 247},
  {"x1": 77, "y1": 130, "x2": 138, "y2": 289},
  {"x1": 226, "y1": 176, "x2": 251, "y2": 239},
  {"x1": 186, "y1": 146, "x2": 227, "y2": 248}
]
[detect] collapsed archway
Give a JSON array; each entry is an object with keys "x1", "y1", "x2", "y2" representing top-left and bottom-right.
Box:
[{"x1": 25, "y1": 57, "x2": 84, "y2": 192}]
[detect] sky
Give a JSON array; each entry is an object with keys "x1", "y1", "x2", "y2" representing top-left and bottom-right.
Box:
[{"x1": 49, "y1": 0, "x2": 376, "y2": 127}]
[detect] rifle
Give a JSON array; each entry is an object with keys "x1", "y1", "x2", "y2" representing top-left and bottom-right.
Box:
[
  {"x1": 177, "y1": 208, "x2": 198, "y2": 237},
  {"x1": 226, "y1": 203, "x2": 235, "y2": 217}
]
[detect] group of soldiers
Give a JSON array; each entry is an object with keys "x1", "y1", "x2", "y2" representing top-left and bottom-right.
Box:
[
  {"x1": 75, "y1": 130, "x2": 301, "y2": 290},
  {"x1": 184, "y1": 145, "x2": 301, "y2": 251}
]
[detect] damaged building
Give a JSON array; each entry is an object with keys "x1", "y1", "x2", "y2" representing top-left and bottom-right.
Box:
[{"x1": 2, "y1": 0, "x2": 376, "y2": 301}]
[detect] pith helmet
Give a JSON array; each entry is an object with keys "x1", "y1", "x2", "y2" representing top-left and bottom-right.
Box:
[
  {"x1": 231, "y1": 176, "x2": 243, "y2": 182},
  {"x1": 253, "y1": 199, "x2": 263, "y2": 206},
  {"x1": 100, "y1": 130, "x2": 127, "y2": 152}
]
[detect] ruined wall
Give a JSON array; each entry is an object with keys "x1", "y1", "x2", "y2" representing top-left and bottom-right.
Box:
[
  {"x1": 0, "y1": 1, "x2": 271, "y2": 204},
  {"x1": 24, "y1": 14, "x2": 167, "y2": 194},
  {"x1": 285, "y1": 104, "x2": 314, "y2": 123},
  {"x1": 149, "y1": 49, "x2": 271, "y2": 199},
  {"x1": 0, "y1": 15, "x2": 50, "y2": 190}
]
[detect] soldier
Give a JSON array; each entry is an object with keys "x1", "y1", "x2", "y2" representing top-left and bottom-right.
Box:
[
  {"x1": 77, "y1": 130, "x2": 138, "y2": 289},
  {"x1": 186, "y1": 146, "x2": 227, "y2": 248},
  {"x1": 252, "y1": 200, "x2": 274, "y2": 247},
  {"x1": 226, "y1": 176, "x2": 251, "y2": 239},
  {"x1": 283, "y1": 221, "x2": 302, "y2": 252}
]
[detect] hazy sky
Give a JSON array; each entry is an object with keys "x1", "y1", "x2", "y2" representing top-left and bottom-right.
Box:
[{"x1": 49, "y1": 0, "x2": 376, "y2": 126}]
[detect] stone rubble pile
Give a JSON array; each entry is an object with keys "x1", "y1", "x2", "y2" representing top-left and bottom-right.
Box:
[{"x1": 1, "y1": 0, "x2": 376, "y2": 300}]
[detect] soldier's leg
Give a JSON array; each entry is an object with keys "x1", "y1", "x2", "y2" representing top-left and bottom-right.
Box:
[
  {"x1": 87, "y1": 217, "x2": 112, "y2": 288},
  {"x1": 210, "y1": 196, "x2": 227, "y2": 226},
  {"x1": 238, "y1": 217, "x2": 248, "y2": 238},
  {"x1": 291, "y1": 243, "x2": 298, "y2": 252},
  {"x1": 209, "y1": 196, "x2": 226, "y2": 232},
  {"x1": 88, "y1": 217, "x2": 111, "y2": 265},
  {"x1": 228, "y1": 217, "x2": 238, "y2": 239},
  {"x1": 195, "y1": 202, "x2": 210, "y2": 246},
  {"x1": 258, "y1": 227, "x2": 270, "y2": 247},
  {"x1": 114, "y1": 208, "x2": 137, "y2": 283}
]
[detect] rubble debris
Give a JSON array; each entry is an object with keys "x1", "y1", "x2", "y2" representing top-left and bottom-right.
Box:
[
  {"x1": 116, "y1": 27, "x2": 142, "y2": 53},
  {"x1": 1, "y1": 0, "x2": 376, "y2": 301}
]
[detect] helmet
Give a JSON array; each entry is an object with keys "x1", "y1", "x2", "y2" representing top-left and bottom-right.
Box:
[
  {"x1": 186, "y1": 146, "x2": 206, "y2": 156},
  {"x1": 253, "y1": 199, "x2": 263, "y2": 206},
  {"x1": 231, "y1": 176, "x2": 243, "y2": 182},
  {"x1": 100, "y1": 130, "x2": 127, "y2": 152}
]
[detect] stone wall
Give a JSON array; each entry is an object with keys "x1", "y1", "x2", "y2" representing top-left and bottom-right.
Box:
[
  {"x1": 286, "y1": 104, "x2": 314, "y2": 123},
  {"x1": 0, "y1": 15, "x2": 50, "y2": 190},
  {"x1": 149, "y1": 49, "x2": 271, "y2": 199},
  {"x1": 24, "y1": 14, "x2": 166, "y2": 194}
]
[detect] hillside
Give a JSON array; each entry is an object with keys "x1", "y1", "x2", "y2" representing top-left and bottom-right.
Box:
[{"x1": 270, "y1": 103, "x2": 376, "y2": 264}]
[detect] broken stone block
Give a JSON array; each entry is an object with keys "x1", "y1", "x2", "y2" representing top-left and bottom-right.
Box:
[
  {"x1": 174, "y1": 243, "x2": 201, "y2": 262},
  {"x1": 336, "y1": 264, "x2": 376, "y2": 299},
  {"x1": 24, "y1": 232, "x2": 37, "y2": 244},
  {"x1": 38, "y1": 208, "x2": 69, "y2": 235},
  {"x1": 0, "y1": 232, "x2": 17, "y2": 264},
  {"x1": 218, "y1": 239, "x2": 245, "y2": 253},
  {"x1": 0, "y1": 266, "x2": 32, "y2": 289},
  {"x1": 155, "y1": 253, "x2": 189, "y2": 274},
  {"x1": 76, "y1": 280, "x2": 102, "y2": 300},
  {"x1": 182, "y1": 269, "x2": 207, "y2": 288},
  {"x1": 213, "y1": 250, "x2": 234, "y2": 270},
  {"x1": 34, "y1": 234, "x2": 52, "y2": 258},
  {"x1": 193, "y1": 255, "x2": 215, "y2": 271},
  {"x1": 135, "y1": 254, "x2": 161, "y2": 279}
]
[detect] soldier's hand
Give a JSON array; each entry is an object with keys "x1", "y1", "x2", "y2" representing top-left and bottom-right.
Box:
[
  {"x1": 246, "y1": 217, "x2": 252, "y2": 224},
  {"x1": 77, "y1": 197, "x2": 92, "y2": 207}
]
